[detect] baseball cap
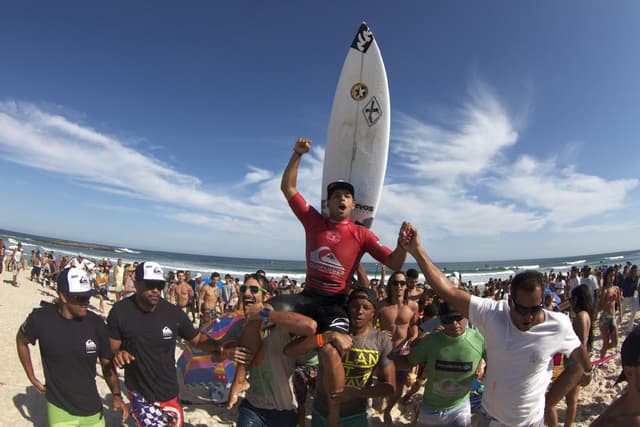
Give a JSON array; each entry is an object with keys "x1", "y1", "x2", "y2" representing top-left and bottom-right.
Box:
[
  {"x1": 57, "y1": 267, "x2": 97, "y2": 297},
  {"x1": 327, "y1": 180, "x2": 355, "y2": 199},
  {"x1": 194, "y1": 273, "x2": 202, "y2": 279},
  {"x1": 438, "y1": 301, "x2": 462, "y2": 319},
  {"x1": 348, "y1": 287, "x2": 377, "y2": 309},
  {"x1": 135, "y1": 261, "x2": 166, "y2": 285},
  {"x1": 616, "y1": 327, "x2": 640, "y2": 383}
]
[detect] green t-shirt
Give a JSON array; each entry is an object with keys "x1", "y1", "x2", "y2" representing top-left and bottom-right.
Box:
[{"x1": 408, "y1": 328, "x2": 485, "y2": 410}]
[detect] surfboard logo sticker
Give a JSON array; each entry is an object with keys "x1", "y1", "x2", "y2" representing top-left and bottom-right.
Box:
[
  {"x1": 351, "y1": 23, "x2": 373, "y2": 53},
  {"x1": 350, "y1": 83, "x2": 368, "y2": 101},
  {"x1": 362, "y1": 96, "x2": 382, "y2": 126}
]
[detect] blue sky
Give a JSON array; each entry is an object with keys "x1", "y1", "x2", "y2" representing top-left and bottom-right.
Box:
[{"x1": 1, "y1": 1, "x2": 638, "y2": 262}]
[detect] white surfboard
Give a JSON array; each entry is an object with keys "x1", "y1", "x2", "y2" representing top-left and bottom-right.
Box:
[{"x1": 321, "y1": 22, "x2": 390, "y2": 228}]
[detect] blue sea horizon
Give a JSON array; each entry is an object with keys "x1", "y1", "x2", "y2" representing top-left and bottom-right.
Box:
[{"x1": 2, "y1": 228, "x2": 638, "y2": 287}]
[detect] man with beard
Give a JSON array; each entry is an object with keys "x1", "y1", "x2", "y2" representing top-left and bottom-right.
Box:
[
  {"x1": 226, "y1": 273, "x2": 316, "y2": 427},
  {"x1": 403, "y1": 225, "x2": 591, "y2": 427},
  {"x1": 17, "y1": 267, "x2": 128, "y2": 426},
  {"x1": 108, "y1": 262, "x2": 225, "y2": 427},
  {"x1": 284, "y1": 288, "x2": 395, "y2": 427}
]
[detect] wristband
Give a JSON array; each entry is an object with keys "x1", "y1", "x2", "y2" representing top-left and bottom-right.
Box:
[
  {"x1": 583, "y1": 371, "x2": 592, "y2": 377},
  {"x1": 316, "y1": 333, "x2": 324, "y2": 348},
  {"x1": 259, "y1": 307, "x2": 272, "y2": 326},
  {"x1": 293, "y1": 150, "x2": 302, "y2": 157},
  {"x1": 113, "y1": 392, "x2": 122, "y2": 397}
]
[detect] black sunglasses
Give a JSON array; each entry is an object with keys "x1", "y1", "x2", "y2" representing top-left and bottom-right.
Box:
[
  {"x1": 389, "y1": 280, "x2": 407, "y2": 287},
  {"x1": 441, "y1": 315, "x2": 464, "y2": 325},
  {"x1": 68, "y1": 295, "x2": 91, "y2": 305},
  {"x1": 144, "y1": 281, "x2": 165, "y2": 291},
  {"x1": 240, "y1": 285, "x2": 264, "y2": 294},
  {"x1": 510, "y1": 298, "x2": 544, "y2": 315}
]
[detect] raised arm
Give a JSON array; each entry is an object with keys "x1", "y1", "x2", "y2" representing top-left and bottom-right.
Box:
[
  {"x1": 404, "y1": 223, "x2": 471, "y2": 319},
  {"x1": 281, "y1": 138, "x2": 311, "y2": 200}
]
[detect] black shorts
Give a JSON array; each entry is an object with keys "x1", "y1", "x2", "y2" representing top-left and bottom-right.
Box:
[{"x1": 268, "y1": 288, "x2": 350, "y2": 334}]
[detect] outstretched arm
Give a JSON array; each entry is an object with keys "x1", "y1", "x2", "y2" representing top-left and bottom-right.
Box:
[
  {"x1": 281, "y1": 138, "x2": 311, "y2": 200},
  {"x1": 404, "y1": 223, "x2": 471, "y2": 319},
  {"x1": 383, "y1": 223, "x2": 412, "y2": 271}
]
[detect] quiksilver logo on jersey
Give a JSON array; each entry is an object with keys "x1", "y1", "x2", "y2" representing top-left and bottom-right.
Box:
[
  {"x1": 162, "y1": 326, "x2": 173, "y2": 340},
  {"x1": 309, "y1": 247, "x2": 345, "y2": 277},
  {"x1": 85, "y1": 339, "x2": 97, "y2": 354}
]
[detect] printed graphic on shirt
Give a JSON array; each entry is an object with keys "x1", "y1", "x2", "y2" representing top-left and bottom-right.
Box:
[
  {"x1": 309, "y1": 247, "x2": 345, "y2": 277},
  {"x1": 343, "y1": 348, "x2": 380, "y2": 387},
  {"x1": 162, "y1": 326, "x2": 174, "y2": 340},
  {"x1": 435, "y1": 360, "x2": 473, "y2": 373},
  {"x1": 85, "y1": 339, "x2": 97, "y2": 354}
]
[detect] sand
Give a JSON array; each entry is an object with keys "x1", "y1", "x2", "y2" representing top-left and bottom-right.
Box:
[{"x1": 0, "y1": 269, "x2": 625, "y2": 426}]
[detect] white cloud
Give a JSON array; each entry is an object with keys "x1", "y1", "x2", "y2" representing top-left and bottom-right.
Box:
[{"x1": 393, "y1": 81, "x2": 518, "y2": 187}]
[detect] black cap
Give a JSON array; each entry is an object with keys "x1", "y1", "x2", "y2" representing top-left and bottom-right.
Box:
[
  {"x1": 348, "y1": 287, "x2": 377, "y2": 309},
  {"x1": 438, "y1": 301, "x2": 462, "y2": 319},
  {"x1": 327, "y1": 180, "x2": 355, "y2": 199},
  {"x1": 616, "y1": 327, "x2": 640, "y2": 383}
]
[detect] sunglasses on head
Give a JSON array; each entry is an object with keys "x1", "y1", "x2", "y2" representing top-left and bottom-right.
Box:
[
  {"x1": 441, "y1": 315, "x2": 464, "y2": 325},
  {"x1": 143, "y1": 281, "x2": 165, "y2": 291},
  {"x1": 240, "y1": 285, "x2": 264, "y2": 294},
  {"x1": 390, "y1": 280, "x2": 407, "y2": 287},
  {"x1": 510, "y1": 298, "x2": 544, "y2": 315}
]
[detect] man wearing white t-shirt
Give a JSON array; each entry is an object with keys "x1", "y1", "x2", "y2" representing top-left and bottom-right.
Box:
[
  {"x1": 580, "y1": 265, "x2": 599, "y2": 304},
  {"x1": 402, "y1": 224, "x2": 592, "y2": 427}
]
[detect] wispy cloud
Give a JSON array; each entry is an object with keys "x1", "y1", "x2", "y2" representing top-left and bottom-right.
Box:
[{"x1": 0, "y1": 85, "x2": 637, "y2": 260}]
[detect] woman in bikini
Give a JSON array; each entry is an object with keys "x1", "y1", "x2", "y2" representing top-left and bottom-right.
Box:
[
  {"x1": 565, "y1": 284, "x2": 594, "y2": 427},
  {"x1": 598, "y1": 267, "x2": 621, "y2": 359}
]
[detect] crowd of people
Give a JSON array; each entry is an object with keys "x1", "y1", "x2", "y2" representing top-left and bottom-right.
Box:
[{"x1": 9, "y1": 138, "x2": 640, "y2": 427}]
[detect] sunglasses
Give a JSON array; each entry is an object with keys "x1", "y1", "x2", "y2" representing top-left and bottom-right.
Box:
[
  {"x1": 143, "y1": 281, "x2": 165, "y2": 291},
  {"x1": 441, "y1": 315, "x2": 464, "y2": 325},
  {"x1": 511, "y1": 298, "x2": 544, "y2": 315},
  {"x1": 68, "y1": 295, "x2": 91, "y2": 305},
  {"x1": 389, "y1": 280, "x2": 407, "y2": 287},
  {"x1": 239, "y1": 285, "x2": 264, "y2": 294}
]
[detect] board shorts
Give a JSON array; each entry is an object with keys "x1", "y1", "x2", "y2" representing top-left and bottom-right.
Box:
[
  {"x1": 47, "y1": 401, "x2": 105, "y2": 427},
  {"x1": 268, "y1": 288, "x2": 349, "y2": 334},
  {"x1": 475, "y1": 407, "x2": 543, "y2": 427},
  {"x1": 599, "y1": 312, "x2": 616, "y2": 331},
  {"x1": 129, "y1": 390, "x2": 183, "y2": 427},
  {"x1": 200, "y1": 308, "x2": 218, "y2": 325},
  {"x1": 419, "y1": 398, "x2": 471, "y2": 427}
]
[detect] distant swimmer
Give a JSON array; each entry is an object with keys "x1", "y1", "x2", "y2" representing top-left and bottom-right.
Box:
[
  {"x1": 229, "y1": 138, "x2": 412, "y2": 427},
  {"x1": 17, "y1": 267, "x2": 128, "y2": 426},
  {"x1": 403, "y1": 224, "x2": 591, "y2": 427}
]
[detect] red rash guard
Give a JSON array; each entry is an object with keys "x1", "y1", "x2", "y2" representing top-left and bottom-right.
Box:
[{"x1": 289, "y1": 192, "x2": 392, "y2": 295}]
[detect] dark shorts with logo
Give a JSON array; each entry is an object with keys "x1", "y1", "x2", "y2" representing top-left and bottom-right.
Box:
[{"x1": 268, "y1": 288, "x2": 349, "y2": 334}]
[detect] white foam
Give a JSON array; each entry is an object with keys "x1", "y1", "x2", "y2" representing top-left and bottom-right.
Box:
[{"x1": 564, "y1": 259, "x2": 586, "y2": 265}]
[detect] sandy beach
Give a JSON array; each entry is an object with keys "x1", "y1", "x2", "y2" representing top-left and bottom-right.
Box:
[{"x1": 0, "y1": 268, "x2": 628, "y2": 426}]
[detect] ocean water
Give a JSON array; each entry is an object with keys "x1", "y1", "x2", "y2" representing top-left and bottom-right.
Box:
[{"x1": 2, "y1": 228, "x2": 639, "y2": 286}]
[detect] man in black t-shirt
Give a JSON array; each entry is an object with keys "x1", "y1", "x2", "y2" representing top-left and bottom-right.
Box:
[
  {"x1": 108, "y1": 261, "x2": 226, "y2": 427},
  {"x1": 17, "y1": 267, "x2": 128, "y2": 426}
]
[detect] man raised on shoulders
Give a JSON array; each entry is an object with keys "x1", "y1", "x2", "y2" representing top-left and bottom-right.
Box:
[
  {"x1": 403, "y1": 223, "x2": 591, "y2": 427},
  {"x1": 229, "y1": 137, "x2": 411, "y2": 427}
]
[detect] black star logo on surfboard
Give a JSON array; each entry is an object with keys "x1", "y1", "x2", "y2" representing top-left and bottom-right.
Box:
[{"x1": 362, "y1": 96, "x2": 382, "y2": 126}]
